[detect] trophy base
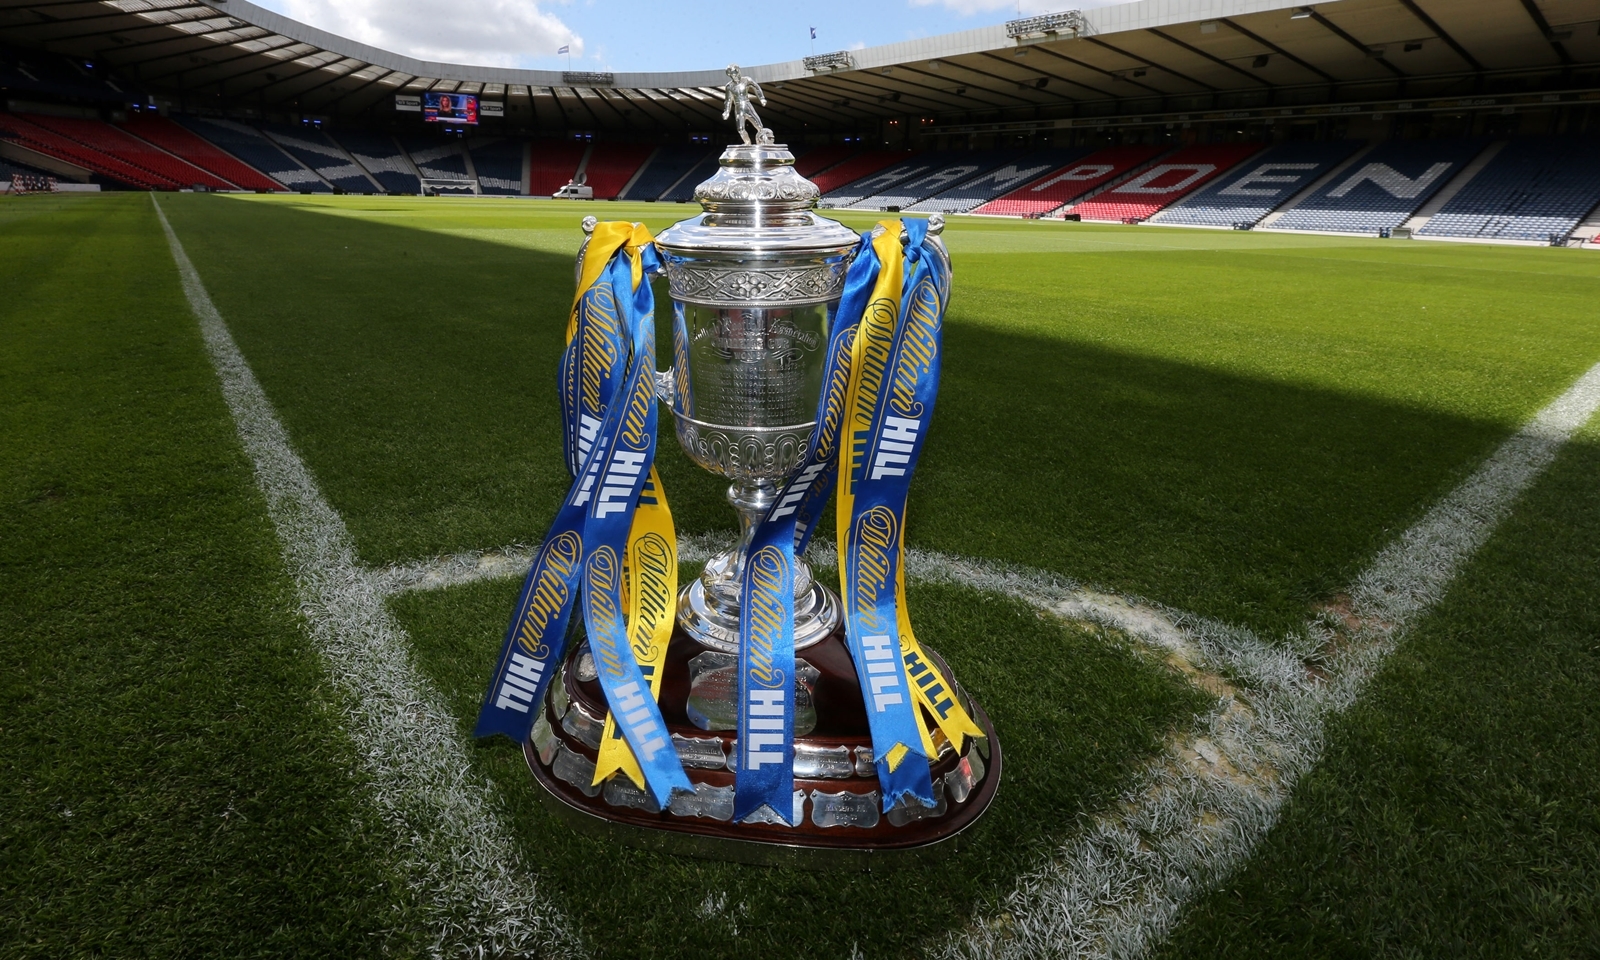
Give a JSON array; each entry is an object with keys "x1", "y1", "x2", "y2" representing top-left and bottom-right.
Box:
[{"x1": 523, "y1": 623, "x2": 1001, "y2": 866}]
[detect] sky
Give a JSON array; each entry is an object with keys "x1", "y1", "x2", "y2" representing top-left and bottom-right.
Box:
[{"x1": 250, "y1": 0, "x2": 1133, "y2": 73}]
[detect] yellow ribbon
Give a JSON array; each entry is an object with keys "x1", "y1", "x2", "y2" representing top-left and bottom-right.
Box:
[{"x1": 837, "y1": 221, "x2": 983, "y2": 770}]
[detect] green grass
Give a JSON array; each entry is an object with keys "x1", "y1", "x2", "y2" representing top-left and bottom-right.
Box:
[
  {"x1": 5, "y1": 191, "x2": 1600, "y2": 957},
  {"x1": 0, "y1": 194, "x2": 410, "y2": 956},
  {"x1": 393, "y1": 575, "x2": 1208, "y2": 959},
  {"x1": 1154, "y1": 425, "x2": 1600, "y2": 959},
  {"x1": 160, "y1": 193, "x2": 1600, "y2": 635}
]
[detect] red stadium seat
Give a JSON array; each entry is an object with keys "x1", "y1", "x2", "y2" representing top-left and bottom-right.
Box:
[
  {"x1": 1068, "y1": 143, "x2": 1264, "y2": 222},
  {"x1": 23, "y1": 114, "x2": 234, "y2": 190},
  {"x1": 582, "y1": 143, "x2": 654, "y2": 199},
  {"x1": 972, "y1": 145, "x2": 1165, "y2": 218},
  {"x1": 0, "y1": 113, "x2": 169, "y2": 189},
  {"x1": 122, "y1": 116, "x2": 283, "y2": 191}
]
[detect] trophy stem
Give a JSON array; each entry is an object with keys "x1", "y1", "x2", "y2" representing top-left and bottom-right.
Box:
[
  {"x1": 725, "y1": 478, "x2": 775, "y2": 589},
  {"x1": 675, "y1": 478, "x2": 841, "y2": 654}
]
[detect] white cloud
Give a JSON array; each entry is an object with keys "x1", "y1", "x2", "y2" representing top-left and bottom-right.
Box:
[
  {"x1": 281, "y1": 0, "x2": 581, "y2": 67},
  {"x1": 908, "y1": 0, "x2": 1131, "y2": 14}
]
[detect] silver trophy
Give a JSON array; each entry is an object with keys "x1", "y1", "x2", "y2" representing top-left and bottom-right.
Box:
[
  {"x1": 653, "y1": 72, "x2": 859, "y2": 653},
  {"x1": 526, "y1": 68, "x2": 999, "y2": 856}
]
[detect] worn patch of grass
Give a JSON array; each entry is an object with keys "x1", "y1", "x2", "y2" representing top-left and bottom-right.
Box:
[
  {"x1": 1154, "y1": 426, "x2": 1600, "y2": 958},
  {"x1": 0, "y1": 194, "x2": 409, "y2": 957},
  {"x1": 391, "y1": 575, "x2": 1209, "y2": 959}
]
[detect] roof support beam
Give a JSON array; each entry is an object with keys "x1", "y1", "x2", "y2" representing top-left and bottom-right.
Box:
[
  {"x1": 808, "y1": 70, "x2": 1008, "y2": 113},
  {"x1": 1394, "y1": 0, "x2": 1483, "y2": 72},
  {"x1": 1145, "y1": 27, "x2": 1275, "y2": 87},
  {"x1": 1029, "y1": 43, "x2": 1165, "y2": 96},
  {"x1": 978, "y1": 51, "x2": 1115, "y2": 99},
  {"x1": 1515, "y1": 0, "x2": 1574, "y2": 65},
  {"x1": 889, "y1": 63, "x2": 1050, "y2": 108},
  {"x1": 1079, "y1": 36, "x2": 1217, "y2": 91},
  {"x1": 1304, "y1": 9, "x2": 1406, "y2": 78},
  {"x1": 1219, "y1": 17, "x2": 1336, "y2": 83}
]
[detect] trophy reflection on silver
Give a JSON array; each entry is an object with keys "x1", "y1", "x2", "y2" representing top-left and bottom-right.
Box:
[{"x1": 525, "y1": 66, "x2": 1000, "y2": 858}]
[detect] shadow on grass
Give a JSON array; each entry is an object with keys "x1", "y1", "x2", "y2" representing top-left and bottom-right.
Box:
[{"x1": 163, "y1": 194, "x2": 1511, "y2": 636}]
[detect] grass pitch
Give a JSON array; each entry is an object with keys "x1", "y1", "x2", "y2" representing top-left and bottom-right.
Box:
[{"x1": 4, "y1": 192, "x2": 1599, "y2": 958}]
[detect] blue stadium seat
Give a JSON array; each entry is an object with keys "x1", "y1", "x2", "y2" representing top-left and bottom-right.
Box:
[
  {"x1": 260, "y1": 123, "x2": 377, "y2": 193},
  {"x1": 849, "y1": 152, "x2": 1028, "y2": 211},
  {"x1": 398, "y1": 135, "x2": 474, "y2": 192},
  {"x1": 822, "y1": 153, "x2": 950, "y2": 208},
  {"x1": 1274, "y1": 138, "x2": 1487, "y2": 235},
  {"x1": 906, "y1": 149, "x2": 1089, "y2": 214},
  {"x1": 176, "y1": 117, "x2": 329, "y2": 192},
  {"x1": 627, "y1": 145, "x2": 714, "y2": 200},
  {"x1": 469, "y1": 138, "x2": 524, "y2": 195},
  {"x1": 331, "y1": 130, "x2": 420, "y2": 193},
  {"x1": 1151, "y1": 140, "x2": 1362, "y2": 228},
  {"x1": 1418, "y1": 137, "x2": 1600, "y2": 242},
  {"x1": 660, "y1": 149, "x2": 722, "y2": 202}
]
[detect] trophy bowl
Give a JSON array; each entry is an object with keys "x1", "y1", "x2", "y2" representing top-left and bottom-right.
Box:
[{"x1": 653, "y1": 141, "x2": 858, "y2": 654}]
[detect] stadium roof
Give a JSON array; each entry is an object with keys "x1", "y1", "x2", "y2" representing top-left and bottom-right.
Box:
[{"x1": 2, "y1": 0, "x2": 1597, "y2": 134}]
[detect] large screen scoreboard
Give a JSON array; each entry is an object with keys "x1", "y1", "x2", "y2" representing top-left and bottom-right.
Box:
[{"x1": 424, "y1": 92, "x2": 478, "y2": 125}]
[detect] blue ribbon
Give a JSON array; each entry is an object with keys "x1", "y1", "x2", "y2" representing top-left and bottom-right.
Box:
[
  {"x1": 475, "y1": 241, "x2": 693, "y2": 810},
  {"x1": 839, "y1": 218, "x2": 950, "y2": 811},
  {"x1": 577, "y1": 243, "x2": 693, "y2": 805},
  {"x1": 731, "y1": 235, "x2": 876, "y2": 824}
]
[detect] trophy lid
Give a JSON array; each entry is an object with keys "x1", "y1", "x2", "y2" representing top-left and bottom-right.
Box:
[{"x1": 654, "y1": 142, "x2": 859, "y2": 257}]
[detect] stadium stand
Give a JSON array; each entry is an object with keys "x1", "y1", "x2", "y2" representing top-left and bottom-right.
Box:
[
  {"x1": 582, "y1": 143, "x2": 654, "y2": 199},
  {"x1": 794, "y1": 144, "x2": 856, "y2": 179},
  {"x1": 122, "y1": 115, "x2": 282, "y2": 191},
  {"x1": 400, "y1": 135, "x2": 477, "y2": 194},
  {"x1": 261, "y1": 123, "x2": 378, "y2": 193},
  {"x1": 22, "y1": 113, "x2": 232, "y2": 189},
  {"x1": 1069, "y1": 143, "x2": 1263, "y2": 222},
  {"x1": 527, "y1": 141, "x2": 587, "y2": 196},
  {"x1": 825, "y1": 152, "x2": 955, "y2": 207},
  {"x1": 1, "y1": 112, "x2": 169, "y2": 188},
  {"x1": 331, "y1": 130, "x2": 420, "y2": 193},
  {"x1": 1270, "y1": 139, "x2": 1488, "y2": 235},
  {"x1": 661, "y1": 149, "x2": 724, "y2": 202},
  {"x1": 1417, "y1": 137, "x2": 1600, "y2": 243},
  {"x1": 469, "y1": 138, "x2": 526, "y2": 195},
  {"x1": 811, "y1": 150, "x2": 915, "y2": 197},
  {"x1": 971, "y1": 145, "x2": 1166, "y2": 217},
  {"x1": 623, "y1": 144, "x2": 713, "y2": 200},
  {"x1": 179, "y1": 117, "x2": 328, "y2": 191},
  {"x1": 848, "y1": 151, "x2": 1028, "y2": 211},
  {"x1": 1151, "y1": 140, "x2": 1362, "y2": 228},
  {"x1": 907, "y1": 148, "x2": 1088, "y2": 214}
]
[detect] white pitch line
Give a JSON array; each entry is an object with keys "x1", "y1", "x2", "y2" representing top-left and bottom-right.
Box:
[
  {"x1": 939, "y1": 358, "x2": 1600, "y2": 960},
  {"x1": 152, "y1": 197, "x2": 581, "y2": 960}
]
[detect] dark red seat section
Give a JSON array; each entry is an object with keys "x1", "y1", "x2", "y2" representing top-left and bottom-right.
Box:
[
  {"x1": 794, "y1": 144, "x2": 856, "y2": 179},
  {"x1": 26, "y1": 114, "x2": 233, "y2": 190},
  {"x1": 582, "y1": 143, "x2": 654, "y2": 199},
  {"x1": 122, "y1": 115, "x2": 282, "y2": 191},
  {"x1": 0, "y1": 113, "x2": 167, "y2": 189},
  {"x1": 528, "y1": 142, "x2": 587, "y2": 196}
]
